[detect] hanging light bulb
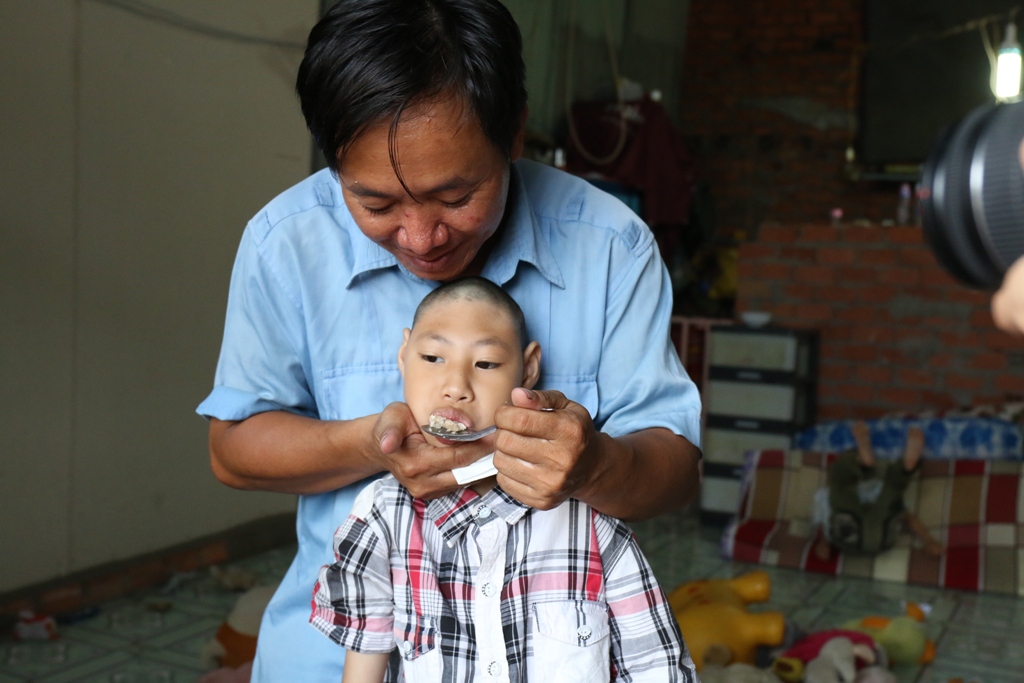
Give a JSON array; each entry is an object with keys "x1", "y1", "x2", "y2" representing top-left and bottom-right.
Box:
[{"x1": 995, "y1": 21, "x2": 1022, "y2": 100}]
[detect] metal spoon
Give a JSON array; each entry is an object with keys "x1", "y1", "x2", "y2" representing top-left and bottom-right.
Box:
[
  {"x1": 421, "y1": 424, "x2": 497, "y2": 441},
  {"x1": 421, "y1": 408, "x2": 553, "y2": 442}
]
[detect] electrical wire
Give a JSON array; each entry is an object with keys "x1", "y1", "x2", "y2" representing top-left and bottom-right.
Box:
[
  {"x1": 844, "y1": 5, "x2": 1024, "y2": 156},
  {"x1": 980, "y1": 23, "x2": 999, "y2": 99},
  {"x1": 85, "y1": 0, "x2": 305, "y2": 50},
  {"x1": 869, "y1": 6, "x2": 1022, "y2": 54},
  {"x1": 981, "y1": 22, "x2": 999, "y2": 78}
]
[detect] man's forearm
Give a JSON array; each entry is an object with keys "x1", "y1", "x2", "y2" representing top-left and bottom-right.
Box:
[
  {"x1": 581, "y1": 428, "x2": 701, "y2": 522},
  {"x1": 208, "y1": 411, "x2": 383, "y2": 495}
]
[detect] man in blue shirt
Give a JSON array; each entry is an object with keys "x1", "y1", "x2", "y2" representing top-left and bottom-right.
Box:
[{"x1": 198, "y1": 1, "x2": 702, "y2": 680}]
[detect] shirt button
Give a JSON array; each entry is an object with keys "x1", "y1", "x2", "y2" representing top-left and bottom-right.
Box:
[
  {"x1": 476, "y1": 504, "x2": 492, "y2": 519},
  {"x1": 481, "y1": 582, "x2": 497, "y2": 597},
  {"x1": 577, "y1": 625, "x2": 593, "y2": 640},
  {"x1": 487, "y1": 660, "x2": 503, "y2": 676},
  {"x1": 402, "y1": 641, "x2": 414, "y2": 656}
]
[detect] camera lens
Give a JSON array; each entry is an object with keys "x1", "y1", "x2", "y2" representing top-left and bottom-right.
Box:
[{"x1": 919, "y1": 100, "x2": 1024, "y2": 290}]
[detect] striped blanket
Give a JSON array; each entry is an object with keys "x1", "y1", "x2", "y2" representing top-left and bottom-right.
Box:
[{"x1": 722, "y1": 450, "x2": 1024, "y2": 594}]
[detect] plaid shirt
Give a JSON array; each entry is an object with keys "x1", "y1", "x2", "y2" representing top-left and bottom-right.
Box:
[{"x1": 311, "y1": 476, "x2": 696, "y2": 682}]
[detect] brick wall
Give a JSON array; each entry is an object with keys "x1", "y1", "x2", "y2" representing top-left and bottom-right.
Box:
[
  {"x1": 738, "y1": 223, "x2": 1023, "y2": 419},
  {"x1": 682, "y1": 0, "x2": 1023, "y2": 418},
  {"x1": 681, "y1": 0, "x2": 898, "y2": 234}
]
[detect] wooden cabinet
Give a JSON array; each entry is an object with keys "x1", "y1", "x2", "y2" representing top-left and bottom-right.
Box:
[{"x1": 700, "y1": 326, "x2": 818, "y2": 524}]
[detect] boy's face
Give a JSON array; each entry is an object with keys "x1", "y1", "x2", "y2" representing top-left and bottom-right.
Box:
[{"x1": 398, "y1": 296, "x2": 540, "y2": 447}]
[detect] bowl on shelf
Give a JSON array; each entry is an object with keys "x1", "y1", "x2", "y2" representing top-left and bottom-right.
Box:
[{"x1": 739, "y1": 311, "x2": 772, "y2": 328}]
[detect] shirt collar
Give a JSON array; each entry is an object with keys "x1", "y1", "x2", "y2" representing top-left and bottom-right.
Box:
[
  {"x1": 427, "y1": 483, "x2": 530, "y2": 547},
  {"x1": 345, "y1": 162, "x2": 565, "y2": 289}
]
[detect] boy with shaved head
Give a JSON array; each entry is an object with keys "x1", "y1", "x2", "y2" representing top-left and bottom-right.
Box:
[{"x1": 311, "y1": 277, "x2": 695, "y2": 682}]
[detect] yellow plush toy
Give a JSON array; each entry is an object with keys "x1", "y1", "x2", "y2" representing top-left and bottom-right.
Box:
[{"x1": 668, "y1": 571, "x2": 786, "y2": 671}]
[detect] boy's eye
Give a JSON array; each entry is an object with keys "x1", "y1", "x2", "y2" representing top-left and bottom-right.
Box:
[
  {"x1": 420, "y1": 354, "x2": 442, "y2": 363},
  {"x1": 364, "y1": 204, "x2": 393, "y2": 216},
  {"x1": 475, "y1": 361, "x2": 500, "y2": 370}
]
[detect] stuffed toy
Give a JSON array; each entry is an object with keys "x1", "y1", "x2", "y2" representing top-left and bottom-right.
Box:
[
  {"x1": 13, "y1": 610, "x2": 59, "y2": 640},
  {"x1": 772, "y1": 629, "x2": 880, "y2": 682},
  {"x1": 854, "y1": 668, "x2": 897, "y2": 683},
  {"x1": 841, "y1": 612, "x2": 935, "y2": 666},
  {"x1": 698, "y1": 662, "x2": 783, "y2": 683},
  {"x1": 198, "y1": 583, "x2": 278, "y2": 677},
  {"x1": 802, "y1": 637, "x2": 864, "y2": 683},
  {"x1": 812, "y1": 423, "x2": 942, "y2": 561},
  {"x1": 798, "y1": 641, "x2": 894, "y2": 683},
  {"x1": 836, "y1": 601, "x2": 935, "y2": 667},
  {"x1": 668, "y1": 570, "x2": 786, "y2": 670}
]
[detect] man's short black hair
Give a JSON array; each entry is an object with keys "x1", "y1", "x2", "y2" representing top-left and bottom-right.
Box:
[
  {"x1": 296, "y1": 0, "x2": 527, "y2": 177},
  {"x1": 412, "y1": 276, "x2": 528, "y2": 350}
]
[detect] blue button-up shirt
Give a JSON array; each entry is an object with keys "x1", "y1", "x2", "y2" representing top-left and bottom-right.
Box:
[{"x1": 197, "y1": 159, "x2": 701, "y2": 683}]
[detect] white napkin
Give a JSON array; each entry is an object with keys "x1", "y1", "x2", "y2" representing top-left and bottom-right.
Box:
[{"x1": 452, "y1": 453, "x2": 498, "y2": 485}]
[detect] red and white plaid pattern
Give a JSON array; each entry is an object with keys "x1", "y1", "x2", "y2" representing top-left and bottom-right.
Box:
[
  {"x1": 311, "y1": 477, "x2": 695, "y2": 682},
  {"x1": 723, "y1": 450, "x2": 1024, "y2": 594}
]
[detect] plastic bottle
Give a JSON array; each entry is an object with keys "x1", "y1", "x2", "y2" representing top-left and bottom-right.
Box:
[
  {"x1": 830, "y1": 207, "x2": 843, "y2": 227},
  {"x1": 897, "y1": 182, "x2": 912, "y2": 225},
  {"x1": 913, "y1": 182, "x2": 923, "y2": 225},
  {"x1": 553, "y1": 148, "x2": 566, "y2": 169}
]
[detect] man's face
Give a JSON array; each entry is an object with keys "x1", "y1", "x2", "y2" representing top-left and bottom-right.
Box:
[
  {"x1": 398, "y1": 296, "x2": 539, "y2": 447},
  {"x1": 337, "y1": 97, "x2": 524, "y2": 281}
]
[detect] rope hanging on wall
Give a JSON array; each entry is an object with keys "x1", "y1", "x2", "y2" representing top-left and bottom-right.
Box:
[{"x1": 563, "y1": 0, "x2": 630, "y2": 167}]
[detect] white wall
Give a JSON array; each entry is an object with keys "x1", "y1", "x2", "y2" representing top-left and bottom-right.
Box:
[
  {"x1": 0, "y1": 0, "x2": 317, "y2": 593},
  {"x1": 0, "y1": 0, "x2": 691, "y2": 595}
]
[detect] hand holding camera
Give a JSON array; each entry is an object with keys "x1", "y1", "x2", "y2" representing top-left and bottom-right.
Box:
[{"x1": 919, "y1": 100, "x2": 1024, "y2": 336}]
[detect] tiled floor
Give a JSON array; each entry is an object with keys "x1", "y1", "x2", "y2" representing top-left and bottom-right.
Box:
[
  {"x1": 3, "y1": 509, "x2": 1024, "y2": 682},
  {"x1": 0, "y1": 548, "x2": 294, "y2": 683},
  {"x1": 630, "y1": 512, "x2": 1024, "y2": 683}
]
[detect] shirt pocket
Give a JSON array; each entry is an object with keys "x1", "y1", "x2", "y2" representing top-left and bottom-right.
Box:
[
  {"x1": 540, "y1": 375, "x2": 599, "y2": 419},
  {"x1": 393, "y1": 613, "x2": 442, "y2": 683},
  {"x1": 529, "y1": 600, "x2": 610, "y2": 683},
  {"x1": 321, "y1": 363, "x2": 403, "y2": 421}
]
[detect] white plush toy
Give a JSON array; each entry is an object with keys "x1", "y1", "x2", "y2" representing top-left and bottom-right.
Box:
[
  {"x1": 698, "y1": 662, "x2": 782, "y2": 683},
  {"x1": 199, "y1": 583, "x2": 278, "y2": 673}
]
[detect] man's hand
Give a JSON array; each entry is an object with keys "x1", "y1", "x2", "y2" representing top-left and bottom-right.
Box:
[
  {"x1": 491, "y1": 388, "x2": 608, "y2": 510},
  {"x1": 370, "y1": 402, "x2": 491, "y2": 499}
]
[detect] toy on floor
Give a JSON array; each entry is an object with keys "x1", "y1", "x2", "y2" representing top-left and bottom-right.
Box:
[
  {"x1": 199, "y1": 583, "x2": 278, "y2": 674},
  {"x1": 812, "y1": 423, "x2": 943, "y2": 561},
  {"x1": 210, "y1": 564, "x2": 259, "y2": 592},
  {"x1": 197, "y1": 662, "x2": 252, "y2": 683},
  {"x1": 803, "y1": 636, "x2": 870, "y2": 683},
  {"x1": 668, "y1": 570, "x2": 786, "y2": 670},
  {"x1": 13, "y1": 610, "x2": 58, "y2": 640},
  {"x1": 698, "y1": 662, "x2": 783, "y2": 683},
  {"x1": 855, "y1": 669, "x2": 897, "y2": 683},
  {"x1": 772, "y1": 629, "x2": 880, "y2": 683},
  {"x1": 841, "y1": 602, "x2": 935, "y2": 666}
]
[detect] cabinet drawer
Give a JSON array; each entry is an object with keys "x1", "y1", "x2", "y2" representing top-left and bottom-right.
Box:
[
  {"x1": 709, "y1": 330, "x2": 800, "y2": 372},
  {"x1": 705, "y1": 380, "x2": 797, "y2": 421},
  {"x1": 700, "y1": 467, "x2": 743, "y2": 519}
]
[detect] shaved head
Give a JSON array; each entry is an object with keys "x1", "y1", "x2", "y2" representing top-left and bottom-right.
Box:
[{"x1": 412, "y1": 276, "x2": 527, "y2": 349}]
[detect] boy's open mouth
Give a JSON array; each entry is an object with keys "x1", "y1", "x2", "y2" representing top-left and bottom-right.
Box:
[{"x1": 428, "y1": 409, "x2": 472, "y2": 433}]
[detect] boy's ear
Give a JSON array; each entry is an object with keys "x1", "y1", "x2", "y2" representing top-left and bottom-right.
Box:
[
  {"x1": 397, "y1": 328, "x2": 411, "y2": 377},
  {"x1": 521, "y1": 341, "x2": 541, "y2": 390}
]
